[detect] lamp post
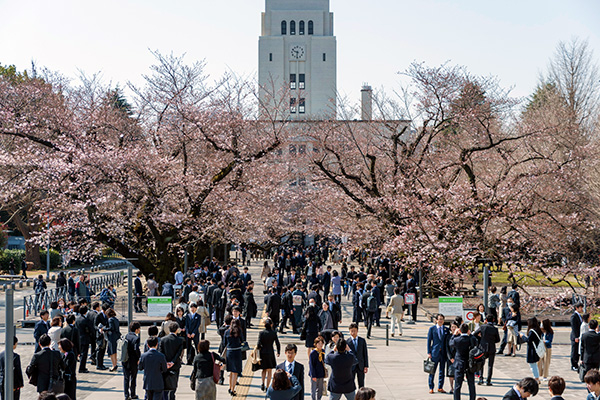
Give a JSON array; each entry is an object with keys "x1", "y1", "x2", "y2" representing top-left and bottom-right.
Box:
[
  {"x1": 124, "y1": 258, "x2": 138, "y2": 326},
  {"x1": 46, "y1": 222, "x2": 51, "y2": 281},
  {"x1": 4, "y1": 288, "x2": 14, "y2": 400}
]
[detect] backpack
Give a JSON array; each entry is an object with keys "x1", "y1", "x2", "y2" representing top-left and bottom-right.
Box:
[
  {"x1": 162, "y1": 283, "x2": 174, "y2": 298},
  {"x1": 119, "y1": 337, "x2": 129, "y2": 363},
  {"x1": 468, "y1": 344, "x2": 486, "y2": 373},
  {"x1": 34, "y1": 279, "x2": 45, "y2": 294},
  {"x1": 367, "y1": 294, "x2": 378, "y2": 312}
]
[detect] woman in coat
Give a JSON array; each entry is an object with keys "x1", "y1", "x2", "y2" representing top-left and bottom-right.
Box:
[
  {"x1": 176, "y1": 306, "x2": 187, "y2": 338},
  {"x1": 266, "y1": 369, "x2": 303, "y2": 400},
  {"x1": 225, "y1": 319, "x2": 244, "y2": 396},
  {"x1": 47, "y1": 316, "x2": 63, "y2": 350},
  {"x1": 197, "y1": 299, "x2": 211, "y2": 340},
  {"x1": 318, "y1": 302, "x2": 334, "y2": 331},
  {"x1": 518, "y1": 317, "x2": 542, "y2": 382},
  {"x1": 445, "y1": 321, "x2": 459, "y2": 394},
  {"x1": 256, "y1": 318, "x2": 281, "y2": 391},
  {"x1": 58, "y1": 338, "x2": 77, "y2": 400},
  {"x1": 302, "y1": 303, "x2": 323, "y2": 357},
  {"x1": 309, "y1": 336, "x2": 327, "y2": 400},
  {"x1": 104, "y1": 308, "x2": 121, "y2": 372},
  {"x1": 331, "y1": 271, "x2": 342, "y2": 303},
  {"x1": 191, "y1": 339, "x2": 225, "y2": 400}
]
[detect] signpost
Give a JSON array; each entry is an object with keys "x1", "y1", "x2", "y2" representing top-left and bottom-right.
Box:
[
  {"x1": 438, "y1": 296, "x2": 464, "y2": 317},
  {"x1": 147, "y1": 297, "x2": 173, "y2": 317}
]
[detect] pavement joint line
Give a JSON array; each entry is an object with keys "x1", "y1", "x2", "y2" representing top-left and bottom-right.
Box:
[{"x1": 236, "y1": 307, "x2": 268, "y2": 399}]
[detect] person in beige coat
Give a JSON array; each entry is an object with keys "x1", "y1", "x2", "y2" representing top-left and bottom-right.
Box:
[
  {"x1": 388, "y1": 287, "x2": 404, "y2": 336},
  {"x1": 197, "y1": 300, "x2": 211, "y2": 340}
]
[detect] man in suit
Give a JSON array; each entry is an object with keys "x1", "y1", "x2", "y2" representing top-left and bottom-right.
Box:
[
  {"x1": 27, "y1": 334, "x2": 66, "y2": 393},
  {"x1": 581, "y1": 319, "x2": 600, "y2": 373},
  {"x1": 501, "y1": 377, "x2": 539, "y2": 400},
  {"x1": 94, "y1": 304, "x2": 109, "y2": 370},
  {"x1": 138, "y1": 336, "x2": 168, "y2": 400},
  {"x1": 33, "y1": 310, "x2": 50, "y2": 353},
  {"x1": 75, "y1": 306, "x2": 93, "y2": 373},
  {"x1": 212, "y1": 282, "x2": 226, "y2": 328},
  {"x1": 585, "y1": 370, "x2": 600, "y2": 400},
  {"x1": 123, "y1": 322, "x2": 141, "y2": 400},
  {"x1": 241, "y1": 267, "x2": 252, "y2": 288},
  {"x1": 60, "y1": 314, "x2": 80, "y2": 359},
  {"x1": 182, "y1": 278, "x2": 193, "y2": 303},
  {"x1": 266, "y1": 287, "x2": 282, "y2": 326},
  {"x1": 158, "y1": 322, "x2": 185, "y2": 400},
  {"x1": 279, "y1": 287, "x2": 296, "y2": 334},
  {"x1": 324, "y1": 338, "x2": 359, "y2": 400},
  {"x1": 0, "y1": 336, "x2": 24, "y2": 400},
  {"x1": 134, "y1": 271, "x2": 144, "y2": 312},
  {"x1": 185, "y1": 303, "x2": 202, "y2": 365},
  {"x1": 547, "y1": 376, "x2": 566, "y2": 400},
  {"x1": 352, "y1": 283, "x2": 364, "y2": 323},
  {"x1": 322, "y1": 266, "x2": 332, "y2": 298},
  {"x1": 243, "y1": 284, "x2": 257, "y2": 328},
  {"x1": 348, "y1": 322, "x2": 369, "y2": 389},
  {"x1": 87, "y1": 302, "x2": 100, "y2": 366},
  {"x1": 286, "y1": 269, "x2": 299, "y2": 287},
  {"x1": 473, "y1": 314, "x2": 500, "y2": 385},
  {"x1": 327, "y1": 294, "x2": 342, "y2": 330},
  {"x1": 404, "y1": 273, "x2": 418, "y2": 322},
  {"x1": 450, "y1": 324, "x2": 477, "y2": 400},
  {"x1": 389, "y1": 287, "x2": 404, "y2": 337},
  {"x1": 571, "y1": 302, "x2": 584, "y2": 371},
  {"x1": 507, "y1": 283, "x2": 520, "y2": 310},
  {"x1": 276, "y1": 344, "x2": 304, "y2": 400},
  {"x1": 427, "y1": 313, "x2": 449, "y2": 393}
]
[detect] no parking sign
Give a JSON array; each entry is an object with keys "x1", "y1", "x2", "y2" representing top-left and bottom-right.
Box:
[{"x1": 464, "y1": 309, "x2": 477, "y2": 322}]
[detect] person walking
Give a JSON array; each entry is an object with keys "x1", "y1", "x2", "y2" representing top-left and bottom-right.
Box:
[
  {"x1": 225, "y1": 319, "x2": 244, "y2": 396},
  {"x1": 445, "y1": 321, "x2": 459, "y2": 395},
  {"x1": 364, "y1": 289, "x2": 378, "y2": 339},
  {"x1": 388, "y1": 287, "x2": 404, "y2": 337},
  {"x1": 27, "y1": 334, "x2": 66, "y2": 394},
  {"x1": 123, "y1": 322, "x2": 141, "y2": 400},
  {"x1": 0, "y1": 337, "x2": 24, "y2": 400},
  {"x1": 319, "y1": 302, "x2": 335, "y2": 331},
  {"x1": 256, "y1": 318, "x2": 281, "y2": 392},
  {"x1": 331, "y1": 270, "x2": 342, "y2": 304},
  {"x1": 325, "y1": 338, "x2": 359, "y2": 400},
  {"x1": 266, "y1": 287, "x2": 282, "y2": 328},
  {"x1": 517, "y1": 317, "x2": 543, "y2": 382},
  {"x1": 570, "y1": 302, "x2": 584, "y2": 371},
  {"x1": 276, "y1": 344, "x2": 304, "y2": 400},
  {"x1": 186, "y1": 303, "x2": 202, "y2": 365},
  {"x1": 473, "y1": 314, "x2": 500, "y2": 386},
  {"x1": 309, "y1": 336, "x2": 327, "y2": 400},
  {"x1": 538, "y1": 318, "x2": 554, "y2": 381},
  {"x1": 138, "y1": 336, "x2": 168, "y2": 400},
  {"x1": 74, "y1": 306, "x2": 93, "y2": 373},
  {"x1": 105, "y1": 308, "x2": 121, "y2": 372},
  {"x1": 266, "y1": 369, "x2": 303, "y2": 400},
  {"x1": 404, "y1": 273, "x2": 418, "y2": 322},
  {"x1": 159, "y1": 322, "x2": 185, "y2": 400},
  {"x1": 488, "y1": 286, "x2": 500, "y2": 323},
  {"x1": 197, "y1": 299, "x2": 210, "y2": 341},
  {"x1": 450, "y1": 324, "x2": 477, "y2": 400},
  {"x1": 146, "y1": 274, "x2": 159, "y2": 297},
  {"x1": 302, "y1": 303, "x2": 323, "y2": 358},
  {"x1": 348, "y1": 323, "x2": 369, "y2": 390},
  {"x1": 58, "y1": 338, "x2": 77, "y2": 400},
  {"x1": 191, "y1": 340, "x2": 225, "y2": 400},
  {"x1": 427, "y1": 314, "x2": 449, "y2": 393},
  {"x1": 34, "y1": 311, "x2": 50, "y2": 353},
  {"x1": 243, "y1": 285, "x2": 257, "y2": 328},
  {"x1": 279, "y1": 287, "x2": 295, "y2": 334},
  {"x1": 134, "y1": 271, "x2": 144, "y2": 313}
]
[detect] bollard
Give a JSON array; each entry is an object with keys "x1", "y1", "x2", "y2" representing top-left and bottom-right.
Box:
[
  {"x1": 18, "y1": 281, "x2": 23, "y2": 289},
  {"x1": 386, "y1": 324, "x2": 389, "y2": 346},
  {"x1": 1, "y1": 284, "x2": 5, "y2": 291},
  {"x1": 51, "y1": 274, "x2": 56, "y2": 282},
  {"x1": 11, "y1": 282, "x2": 15, "y2": 290}
]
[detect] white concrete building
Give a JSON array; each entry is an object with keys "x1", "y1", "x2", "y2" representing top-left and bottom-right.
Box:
[{"x1": 258, "y1": 0, "x2": 337, "y2": 120}]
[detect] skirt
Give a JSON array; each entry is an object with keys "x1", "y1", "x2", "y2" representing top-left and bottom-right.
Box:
[
  {"x1": 107, "y1": 339, "x2": 118, "y2": 356},
  {"x1": 259, "y1": 350, "x2": 277, "y2": 370},
  {"x1": 196, "y1": 376, "x2": 217, "y2": 400},
  {"x1": 306, "y1": 332, "x2": 318, "y2": 348},
  {"x1": 227, "y1": 349, "x2": 243, "y2": 373}
]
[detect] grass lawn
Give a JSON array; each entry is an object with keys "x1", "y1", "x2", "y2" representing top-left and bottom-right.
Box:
[{"x1": 481, "y1": 270, "x2": 584, "y2": 288}]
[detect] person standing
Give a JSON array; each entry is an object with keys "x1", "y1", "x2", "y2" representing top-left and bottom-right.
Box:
[
  {"x1": 0, "y1": 337, "x2": 23, "y2": 400},
  {"x1": 279, "y1": 287, "x2": 295, "y2": 334},
  {"x1": 191, "y1": 340, "x2": 225, "y2": 400},
  {"x1": 309, "y1": 336, "x2": 327, "y2": 400},
  {"x1": 352, "y1": 283, "x2": 365, "y2": 324},
  {"x1": 547, "y1": 376, "x2": 566, "y2": 400},
  {"x1": 538, "y1": 318, "x2": 554, "y2": 381},
  {"x1": 585, "y1": 369, "x2": 600, "y2": 400},
  {"x1": 331, "y1": 270, "x2": 342, "y2": 303},
  {"x1": 266, "y1": 370, "x2": 303, "y2": 400},
  {"x1": 292, "y1": 284, "x2": 306, "y2": 333},
  {"x1": 34, "y1": 311, "x2": 50, "y2": 353},
  {"x1": 348, "y1": 323, "x2": 369, "y2": 389},
  {"x1": 123, "y1": 322, "x2": 141, "y2": 400},
  {"x1": 276, "y1": 344, "x2": 304, "y2": 400},
  {"x1": 158, "y1": 322, "x2": 185, "y2": 400},
  {"x1": 47, "y1": 317, "x2": 63, "y2": 351},
  {"x1": 518, "y1": 317, "x2": 543, "y2": 382},
  {"x1": 473, "y1": 314, "x2": 500, "y2": 386},
  {"x1": 67, "y1": 272, "x2": 77, "y2": 302},
  {"x1": 134, "y1": 271, "x2": 144, "y2": 313},
  {"x1": 105, "y1": 309, "x2": 121, "y2": 372},
  {"x1": 27, "y1": 334, "x2": 66, "y2": 394},
  {"x1": 146, "y1": 274, "x2": 159, "y2": 297},
  {"x1": 86, "y1": 302, "x2": 100, "y2": 366},
  {"x1": 324, "y1": 338, "x2": 359, "y2": 400},
  {"x1": 266, "y1": 287, "x2": 282, "y2": 327},
  {"x1": 580, "y1": 319, "x2": 600, "y2": 375},
  {"x1": 570, "y1": 302, "x2": 584, "y2": 371},
  {"x1": 389, "y1": 287, "x2": 404, "y2": 337},
  {"x1": 185, "y1": 303, "x2": 202, "y2": 365},
  {"x1": 322, "y1": 266, "x2": 332, "y2": 299},
  {"x1": 327, "y1": 294, "x2": 342, "y2": 330},
  {"x1": 488, "y1": 286, "x2": 500, "y2": 323},
  {"x1": 302, "y1": 304, "x2": 323, "y2": 358},
  {"x1": 75, "y1": 306, "x2": 93, "y2": 373},
  {"x1": 450, "y1": 324, "x2": 477, "y2": 400},
  {"x1": 138, "y1": 336, "x2": 168, "y2": 400},
  {"x1": 404, "y1": 273, "x2": 418, "y2": 322},
  {"x1": 243, "y1": 284, "x2": 257, "y2": 328},
  {"x1": 94, "y1": 304, "x2": 109, "y2": 370},
  {"x1": 225, "y1": 319, "x2": 245, "y2": 396},
  {"x1": 60, "y1": 314, "x2": 80, "y2": 361},
  {"x1": 364, "y1": 288, "x2": 378, "y2": 339},
  {"x1": 426, "y1": 314, "x2": 449, "y2": 393},
  {"x1": 257, "y1": 318, "x2": 281, "y2": 391},
  {"x1": 58, "y1": 338, "x2": 77, "y2": 400}
]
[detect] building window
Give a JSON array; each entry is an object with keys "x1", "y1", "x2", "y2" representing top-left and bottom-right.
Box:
[
  {"x1": 299, "y1": 98, "x2": 305, "y2": 114},
  {"x1": 299, "y1": 144, "x2": 306, "y2": 154},
  {"x1": 299, "y1": 21, "x2": 305, "y2": 35},
  {"x1": 289, "y1": 144, "x2": 297, "y2": 155},
  {"x1": 290, "y1": 98, "x2": 297, "y2": 113},
  {"x1": 281, "y1": 21, "x2": 287, "y2": 35},
  {"x1": 290, "y1": 20, "x2": 296, "y2": 35},
  {"x1": 308, "y1": 20, "x2": 314, "y2": 35},
  {"x1": 269, "y1": 53, "x2": 273, "y2": 62},
  {"x1": 290, "y1": 74, "x2": 296, "y2": 90},
  {"x1": 299, "y1": 74, "x2": 305, "y2": 89},
  {"x1": 323, "y1": 53, "x2": 326, "y2": 62}
]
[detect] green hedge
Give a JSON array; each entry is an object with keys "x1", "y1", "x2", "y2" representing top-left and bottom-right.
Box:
[
  {"x1": 0, "y1": 249, "x2": 26, "y2": 272},
  {"x1": 40, "y1": 249, "x2": 62, "y2": 269}
]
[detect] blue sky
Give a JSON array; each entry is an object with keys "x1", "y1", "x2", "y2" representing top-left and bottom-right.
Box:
[{"x1": 1, "y1": 0, "x2": 598, "y2": 103}]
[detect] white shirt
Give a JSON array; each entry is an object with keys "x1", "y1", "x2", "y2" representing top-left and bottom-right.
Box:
[
  {"x1": 284, "y1": 360, "x2": 295, "y2": 374},
  {"x1": 174, "y1": 271, "x2": 184, "y2": 285}
]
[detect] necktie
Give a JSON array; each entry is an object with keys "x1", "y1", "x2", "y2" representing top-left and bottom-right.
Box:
[
  {"x1": 438, "y1": 326, "x2": 442, "y2": 339},
  {"x1": 287, "y1": 362, "x2": 293, "y2": 374},
  {"x1": 354, "y1": 338, "x2": 358, "y2": 349}
]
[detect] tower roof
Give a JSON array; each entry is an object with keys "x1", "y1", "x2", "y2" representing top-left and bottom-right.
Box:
[{"x1": 266, "y1": 0, "x2": 330, "y2": 12}]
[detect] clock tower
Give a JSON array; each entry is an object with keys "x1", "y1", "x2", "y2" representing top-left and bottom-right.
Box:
[{"x1": 259, "y1": 0, "x2": 337, "y2": 120}]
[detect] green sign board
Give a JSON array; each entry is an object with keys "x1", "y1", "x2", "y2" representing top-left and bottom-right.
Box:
[
  {"x1": 147, "y1": 296, "x2": 173, "y2": 317},
  {"x1": 438, "y1": 296, "x2": 463, "y2": 316}
]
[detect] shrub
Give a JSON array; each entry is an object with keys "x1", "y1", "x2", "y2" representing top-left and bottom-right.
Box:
[
  {"x1": 39, "y1": 249, "x2": 62, "y2": 269},
  {"x1": 0, "y1": 249, "x2": 26, "y2": 273}
]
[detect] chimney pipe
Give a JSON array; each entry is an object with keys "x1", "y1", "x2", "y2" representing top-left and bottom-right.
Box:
[{"x1": 361, "y1": 84, "x2": 372, "y2": 121}]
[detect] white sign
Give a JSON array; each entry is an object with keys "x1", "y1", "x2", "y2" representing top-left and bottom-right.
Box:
[
  {"x1": 147, "y1": 297, "x2": 173, "y2": 317},
  {"x1": 463, "y1": 309, "x2": 476, "y2": 322},
  {"x1": 438, "y1": 296, "x2": 463, "y2": 317},
  {"x1": 405, "y1": 293, "x2": 416, "y2": 305}
]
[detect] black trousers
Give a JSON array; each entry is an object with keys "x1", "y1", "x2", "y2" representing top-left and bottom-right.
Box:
[
  {"x1": 187, "y1": 335, "x2": 200, "y2": 364},
  {"x1": 79, "y1": 343, "x2": 90, "y2": 372},
  {"x1": 123, "y1": 364, "x2": 138, "y2": 398},
  {"x1": 215, "y1": 307, "x2": 225, "y2": 327},
  {"x1": 366, "y1": 311, "x2": 376, "y2": 337},
  {"x1": 354, "y1": 368, "x2": 365, "y2": 389},
  {"x1": 134, "y1": 295, "x2": 143, "y2": 311},
  {"x1": 96, "y1": 339, "x2": 106, "y2": 367},
  {"x1": 498, "y1": 330, "x2": 508, "y2": 353},
  {"x1": 280, "y1": 312, "x2": 296, "y2": 332},
  {"x1": 454, "y1": 368, "x2": 476, "y2": 400},
  {"x1": 146, "y1": 390, "x2": 163, "y2": 400},
  {"x1": 571, "y1": 339, "x2": 580, "y2": 369},
  {"x1": 482, "y1": 351, "x2": 495, "y2": 383}
]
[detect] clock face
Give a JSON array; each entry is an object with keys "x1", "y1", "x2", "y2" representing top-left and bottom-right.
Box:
[{"x1": 290, "y1": 45, "x2": 305, "y2": 60}]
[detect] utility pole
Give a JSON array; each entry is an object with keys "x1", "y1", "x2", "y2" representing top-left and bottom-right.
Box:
[{"x1": 5, "y1": 288, "x2": 14, "y2": 400}]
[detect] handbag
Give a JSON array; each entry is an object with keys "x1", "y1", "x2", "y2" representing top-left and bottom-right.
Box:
[
  {"x1": 211, "y1": 353, "x2": 220, "y2": 384},
  {"x1": 532, "y1": 331, "x2": 546, "y2": 359},
  {"x1": 251, "y1": 346, "x2": 262, "y2": 365},
  {"x1": 423, "y1": 358, "x2": 436, "y2": 374},
  {"x1": 241, "y1": 341, "x2": 251, "y2": 352},
  {"x1": 190, "y1": 368, "x2": 196, "y2": 391}
]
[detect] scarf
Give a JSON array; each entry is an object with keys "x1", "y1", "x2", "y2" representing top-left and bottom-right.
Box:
[{"x1": 317, "y1": 348, "x2": 324, "y2": 363}]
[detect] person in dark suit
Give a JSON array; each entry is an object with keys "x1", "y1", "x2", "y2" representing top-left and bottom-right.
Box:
[
  {"x1": 0, "y1": 336, "x2": 24, "y2": 400},
  {"x1": 352, "y1": 283, "x2": 364, "y2": 324},
  {"x1": 158, "y1": 322, "x2": 185, "y2": 400},
  {"x1": 427, "y1": 313, "x2": 449, "y2": 393},
  {"x1": 450, "y1": 324, "x2": 477, "y2": 400},
  {"x1": 507, "y1": 283, "x2": 521, "y2": 310},
  {"x1": 322, "y1": 266, "x2": 332, "y2": 298},
  {"x1": 241, "y1": 267, "x2": 252, "y2": 288},
  {"x1": 581, "y1": 319, "x2": 600, "y2": 373},
  {"x1": 279, "y1": 287, "x2": 296, "y2": 334},
  {"x1": 86, "y1": 302, "x2": 100, "y2": 366},
  {"x1": 33, "y1": 311, "x2": 50, "y2": 353},
  {"x1": 243, "y1": 284, "x2": 258, "y2": 328},
  {"x1": 325, "y1": 338, "x2": 359, "y2": 400},
  {"x1": 75, "y1": 306, "x2": 93, "y2": 373},
  {"x1": 138, "y1": 336, "x2": 168, "y2": 400},
  {"x1": 212, "y1": 282, "x2": 227, "y2": 327},
  {"x1": 276, "y1": 344, "x2": 304, "y2": 400},
  {"x1": 94, "y1": 304, "x2": 109, "y2": 370},
  {"x1": 266, "y1": 287, "x2": 282, "y2": 327},
  {"x1": 58, "y1": 338, "x2": 77, "y2": 400},
  {"x1": 547, "y1": 376, "x2": 566, "y2": 400},
  {"x1": 123, "y1": 322, "x2": 141, "y2": 400},
  {"x1": 134, "y1": 271, "x2": 144, "y2": 313},
  {"x1": 185, "y1": 303, "x2": 202, "y2": 365},
  {"x1": 327, "y1": 294, "x2": 342, "y2": 330},
  {"x1": 27, "y1": 334, "x2": 66, "y2": 393},
  {"x1": 348, "y1": 323, "x2": 368, "y2": 389},
  {"x1": 404, "y1": 273, "x2": 418, "y2": 322},
  {"x1": 60, "y1": 314, "x2": 80, "y2": 359},
  {"x1": 571, "y1": 302, "x2": 584, "y2": 371},
  {"x1": 285, "y1": 270, "x2": 299, "y2": 287},
  {"x1": 104, "y1": 309, "x2": 121, "y2": 372},
  {"x1": 472, "y1": 314, "x2": 500, "y2": 385},
  {"x1": 501, "y1": 377, "x2": 538, "y2": 400}
]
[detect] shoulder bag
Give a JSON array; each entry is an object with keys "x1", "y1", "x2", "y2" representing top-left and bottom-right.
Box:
[{"x1": 211, "y1": 353, "x2": 221, "y2": 384}]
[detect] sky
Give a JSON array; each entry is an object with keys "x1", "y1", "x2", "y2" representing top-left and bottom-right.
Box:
[{"x1": 1, "y1": 0, "x2": 599, "y2": 105}]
